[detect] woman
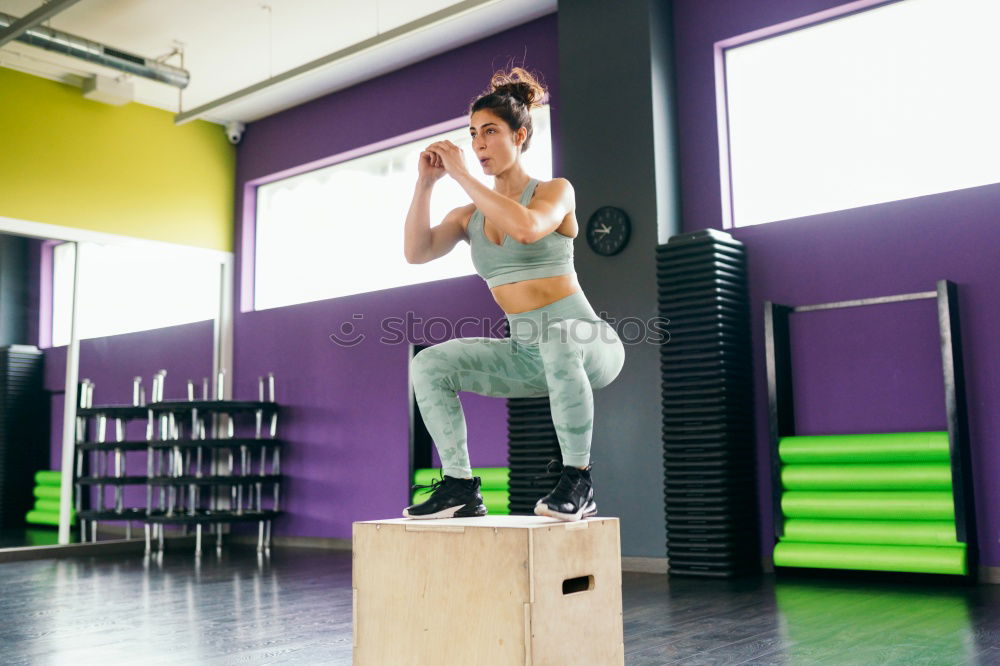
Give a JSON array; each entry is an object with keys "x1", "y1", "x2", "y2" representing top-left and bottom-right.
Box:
[{"x1": 402, "y1": 67, "x2": 625, "y2": 522}]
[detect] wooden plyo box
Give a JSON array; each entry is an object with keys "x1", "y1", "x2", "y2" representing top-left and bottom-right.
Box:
[{"x1": 352, "y1": 515, "x2": 624, "y2": 666}]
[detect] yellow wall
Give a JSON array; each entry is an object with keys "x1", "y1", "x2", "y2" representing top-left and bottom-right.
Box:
[{"x1": 0, "y1": 67, "x2": 234, "y2": 251}]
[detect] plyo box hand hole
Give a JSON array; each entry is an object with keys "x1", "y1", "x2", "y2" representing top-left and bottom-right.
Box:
[{"x1": 562, "y1": 574, "x2": 594, "y2": 595}]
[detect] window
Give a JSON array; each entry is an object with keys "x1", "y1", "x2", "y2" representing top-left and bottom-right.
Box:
[
  {"x1": 252, "y1": 105, "x2": 554, "y2": 310},
  {"x1": 50, "y1": 242, "x2": 221, "y2": 347},
  {"x1": 718, "y1": 0, "x2": 1000, "y2": 227}
]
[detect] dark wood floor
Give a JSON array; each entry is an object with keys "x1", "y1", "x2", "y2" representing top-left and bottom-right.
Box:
[{"x1": 1, "y1": 546, "x2": 998, "y2": 664}]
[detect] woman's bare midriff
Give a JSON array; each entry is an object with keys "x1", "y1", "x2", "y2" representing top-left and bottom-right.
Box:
[
  {"x1": 490, "y1": 273, "x2": 582, "y2": 314},
  {"x1": 463, "y1": 182, "x2": 582, "y2": 314}
]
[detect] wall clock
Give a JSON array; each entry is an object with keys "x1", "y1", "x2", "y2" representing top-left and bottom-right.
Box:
[{"x1": 586, "y1": 206, "x2": 631, "y2": 256}]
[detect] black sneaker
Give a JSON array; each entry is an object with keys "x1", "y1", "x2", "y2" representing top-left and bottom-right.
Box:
[
  {"x1": 403, "y1": 475, "x2": 488, "y2": 519},
  {"x1": 533, "y1": 460, "x2": 598, "y2": 522}
]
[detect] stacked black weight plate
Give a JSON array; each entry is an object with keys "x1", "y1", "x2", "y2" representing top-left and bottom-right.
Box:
[
  {"x1": 507, "y1": 396, "x2": 562, "y2": 515},
  {"x1": 502, "y1": 318, "x2": 562, "y2": 515},
  {"x1": 658, "y1": 229, "x2": 759, "y2": 577},
  {"x1": 0, "y1": 346, "x2": 47, "y2": 530}
]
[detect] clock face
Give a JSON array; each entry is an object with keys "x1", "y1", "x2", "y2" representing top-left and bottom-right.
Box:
[{"x1": 586, "y1": 206, "x2": 631, "y2": 256}]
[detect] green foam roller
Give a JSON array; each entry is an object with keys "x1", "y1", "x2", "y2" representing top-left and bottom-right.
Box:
[
  {"x1": 34, "y1": 470, "x2": 63, "y2": 486},
  {"x1": 782, "y1": 491, "x2": 954, "y2": 520},
  {"x1": 413, "y1": 469, "x2": 438, "y2": 487},
  {"x1": 779, "y1": 432, "x2": 950, "y2": 464},
  {"x1": 782, "y1": 463, "x2": 953, "y2": 490},
  {"x1": 25, "y1": 510, "x2": 64, "y2": 526},
  {"x1": 774, "y1": 541, "x2": 967, "y2": 575},
  {"x1": 413, "y1": 468, "x2": 509, "y2": 489},
  {"x1": 480, "y1": 489, "x2": 508, "y2": 508},
  {"x1": 35, "y1": 499, "x2": 62, "y2": 513},
  {"x1": 34, "y1": 485, "x2": 62, "y2": 500},
  {"x1": 410, "y1": 489, "x2": 509, "y2": 509},
  {"x1": 29, "y1": 504, "x2": 75, "y2": 519},
  {"x1": 782, "y1": 519, "x2": 959, "y2": 546},
  {"x1": 473, "y1": 468, "x2": 509, "y2": 489}
]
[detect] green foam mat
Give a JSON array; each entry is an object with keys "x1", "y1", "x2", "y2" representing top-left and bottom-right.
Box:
[
  {"x1": 34, "y1": 470, "x2": 63, "y2": 486},
  {"x1": 778, "y1": 432, "x2": 950, "y2": 464},
  {"x1": 782, "y1": 463, "x2": 952, "y2": 490},
  {"x1": 34, "y1": 486, "x2": 62, "y2": 500},
  {"x1": 413, "y1": 468, "x2": 509, "y2": 489},
  {"x1": 782, "y1": 491, "x2": 954, "y2": 520},
  {"x1": 773, "y1": 541, "x2": 967, "y2": 575},
  {"x1": 781, "y1": 519, "x2": 959, "y2": 546}
]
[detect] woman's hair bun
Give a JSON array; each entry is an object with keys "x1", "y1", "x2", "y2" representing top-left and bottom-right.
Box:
[{"x1": 488, "y1": 67, "x2": 546, "y2": 109}]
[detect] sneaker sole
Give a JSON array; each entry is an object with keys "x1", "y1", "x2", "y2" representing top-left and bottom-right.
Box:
[
  {"x1": 533, "y1": 500, "x2": 598, "y2": 522},
  {"x1": 402, "y1": 501, "x2": 487, "y2": 520}
]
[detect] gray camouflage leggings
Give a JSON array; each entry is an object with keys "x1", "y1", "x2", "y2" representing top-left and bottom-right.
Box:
[{"x1": 410, "y1": 291, "x2": 626, "y2": 479}]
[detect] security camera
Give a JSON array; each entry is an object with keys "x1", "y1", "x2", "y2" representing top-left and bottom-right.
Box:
[{"x1": 225, "y1": 121, "x2": 245, "y2": 145}]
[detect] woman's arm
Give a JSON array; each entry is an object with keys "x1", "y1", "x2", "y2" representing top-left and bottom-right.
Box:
[
  {"x1": 424, "y1": 140, "x2": 575, "y2": 244},
  {"x1": 453, "y1": 173, "x2": 575, "y2": 244},
  {"x1": 403, "y1": 179, "x2": 436, "y2": 264},
  {"x1": 404, "y1": 185, "x2": 470, "y2": 264},
  {"x1": 405, "y1": 149, "x2": 468, "y2": 264}
]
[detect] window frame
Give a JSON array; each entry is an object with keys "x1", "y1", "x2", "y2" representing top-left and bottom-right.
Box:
[
  {"x1": 45, "y1": 238, "x2": 227, "y2": 348},
  {"x1": 713, "y1": 0, "x2": 904, "y2": 229},
  {"x1": 240, "y1": 115, "x2": 472, "y2": 314}
]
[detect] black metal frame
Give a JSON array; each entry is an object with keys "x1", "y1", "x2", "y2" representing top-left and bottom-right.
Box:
[{"x1": 764, "y1": 279, "x2": 977, "y2": 571}]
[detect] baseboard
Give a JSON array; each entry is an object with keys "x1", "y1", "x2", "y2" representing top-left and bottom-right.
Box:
[
  {"x1": 621, "y1": 556, "x2": 668, "y2": 574},
  {"x1": 979, "y1": 566, "x2": 1000, "y2": 584},
  {"x1": 228, "y1": 534, "x2": 353, "y2": 550}
]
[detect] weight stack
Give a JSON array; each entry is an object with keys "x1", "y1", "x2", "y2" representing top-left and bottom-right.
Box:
[
  {"x1": 506, "y1": 397, "x2": 562, "y2": 515},
  {"x1": 502, "y1": 314, "x2": 562, "y2": 515},
  {"x1": 0, "y1": 345, "x2": 47, "y2": 530},
  {"x1": 657, "y1": 229, "x2": 760, "y2": 577}
]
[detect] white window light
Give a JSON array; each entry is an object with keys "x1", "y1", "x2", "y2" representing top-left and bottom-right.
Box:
[
  {"x1": 50, "y1": 241, "x2": 221, "y2": 347},
  {"x1": 718, "y1": 0, "x2": 1000, "y2": 228},
  {"x1": 253, "y1": 105, "x2": 553, "y2": 311}
]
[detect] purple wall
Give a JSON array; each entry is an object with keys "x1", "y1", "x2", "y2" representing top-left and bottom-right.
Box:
[
  {"x1": 232, "y1": 16, "x2": 559, "y2": 540},
  {"x1": 673, "y1": 0, "x2": 1000, "y2": 566}
]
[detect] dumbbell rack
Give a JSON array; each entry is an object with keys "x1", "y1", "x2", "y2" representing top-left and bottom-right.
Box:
[{"x1": 74, "y1": 372, "x2": 283, "y2": 555}]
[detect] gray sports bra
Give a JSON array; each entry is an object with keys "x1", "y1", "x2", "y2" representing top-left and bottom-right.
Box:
[{"x1": 468, "y1": 178, "x2": 575, "y2": 289}]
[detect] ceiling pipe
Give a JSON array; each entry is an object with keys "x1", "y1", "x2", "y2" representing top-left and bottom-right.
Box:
[
  {"x1": 0, "y1": 0, "x2": 82, "y2": 48},
  {"x1": 0, "y1": 10, "x2": 190, "y2": 88}
]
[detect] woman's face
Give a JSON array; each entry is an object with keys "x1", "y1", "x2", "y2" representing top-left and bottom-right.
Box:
[{"x1": 469, "y1": 109, "x2": 524, "y2": 175}]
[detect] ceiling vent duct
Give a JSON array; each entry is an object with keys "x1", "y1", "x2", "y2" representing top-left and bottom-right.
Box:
[{"x1": 0, "y1": 11, "x2": 189, "y2": 88}]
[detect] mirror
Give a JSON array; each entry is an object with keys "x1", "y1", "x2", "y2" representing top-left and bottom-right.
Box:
[{"x1": 0, "y1": 226, "x2": 232, "y2": 552}]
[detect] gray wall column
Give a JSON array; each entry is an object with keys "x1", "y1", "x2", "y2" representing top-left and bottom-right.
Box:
[{"x1": 558, "y1": 0, "x2": 681, "y2": 557}]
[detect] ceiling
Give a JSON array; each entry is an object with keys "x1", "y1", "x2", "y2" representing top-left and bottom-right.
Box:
[{"x1": 0, "y1": 0, "x2": 555, "y2": 125}]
